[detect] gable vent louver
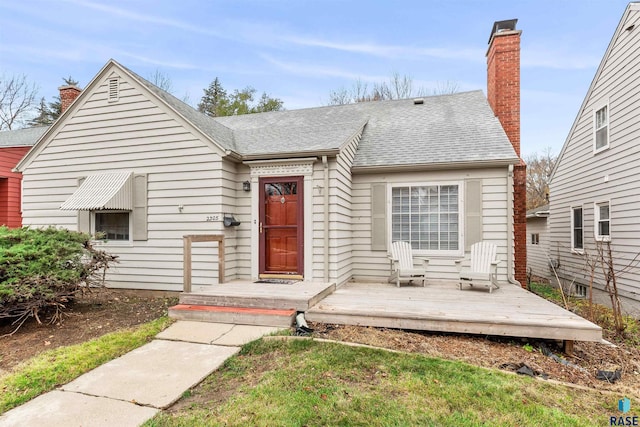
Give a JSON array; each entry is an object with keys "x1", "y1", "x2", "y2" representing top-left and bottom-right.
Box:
[{"x1": 108, "y1": 78, "x2": 120, "y2": 102}]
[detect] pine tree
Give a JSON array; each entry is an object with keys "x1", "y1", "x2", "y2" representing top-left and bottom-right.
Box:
[
  {"x1": 198, "y1": 77, "x2": 228, "y2": 117},
  {"x1": 27, "y1": 97, "x2": 54, "y2": 127},
  {"x1": 198, "y1": 78, "x2": 283, "y2": 117},
  {"x1": 28, "y1": 76, "x2": 79, "y2": 127}
]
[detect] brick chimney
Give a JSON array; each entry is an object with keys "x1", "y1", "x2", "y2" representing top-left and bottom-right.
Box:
[
  {"x1": 486, "y1": 19, "x2": 527, "y2": 287},
  {"x1": 59, "y1": 85, "x2": 81, "y2": 114}
]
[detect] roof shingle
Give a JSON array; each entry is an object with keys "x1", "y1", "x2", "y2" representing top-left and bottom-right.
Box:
[{"x1": 0, "y1": 126, "x2": 48, "y2": 148}]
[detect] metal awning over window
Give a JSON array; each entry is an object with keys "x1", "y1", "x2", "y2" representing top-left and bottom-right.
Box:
[{"x1": 61, "y1": 172, "x2": 133, "y2": 211}]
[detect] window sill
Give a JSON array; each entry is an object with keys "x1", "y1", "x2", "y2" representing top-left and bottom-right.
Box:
[
  {"x1": 570, "y1": 248, "x2": 584, "y2": 255},
  {"x1": 412, "y1": 250, "x2": 464, "y2": 258},
  {"x1": 594, "y1": 236, "x2": 611, "y2": 242},
  {"x1": 93, "y1": 240, "x2": 134, "y2": 248}
]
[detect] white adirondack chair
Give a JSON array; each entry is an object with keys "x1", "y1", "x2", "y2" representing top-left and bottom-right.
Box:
[
  {"x1": 388, "y1": 241, "x2": 429, "y2": 287},
  {"x1": 455, "y1": 242, "x2": 500, "y2": 293}
]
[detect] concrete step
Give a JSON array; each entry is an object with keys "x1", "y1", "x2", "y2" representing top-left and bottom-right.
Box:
[{"x1": 168, "y1": 304, "x2": 296, "y2": 327}]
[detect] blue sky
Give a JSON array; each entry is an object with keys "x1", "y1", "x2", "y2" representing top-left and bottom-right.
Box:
[{"x1": 0, "y1": 0, "x2": 631, "y2": 157}]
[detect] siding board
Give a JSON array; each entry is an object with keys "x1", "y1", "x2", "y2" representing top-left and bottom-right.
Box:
[
  {"x1": 550, "y1": 6, "x2": 640, "y2": 304},
  {"x1": 22, "y1": 70, "x2": 230, "y2": 290}
]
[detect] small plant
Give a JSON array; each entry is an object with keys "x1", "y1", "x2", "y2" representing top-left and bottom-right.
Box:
[{"x1": 523, "y1": 343, "x2": 534, "y2": 352}]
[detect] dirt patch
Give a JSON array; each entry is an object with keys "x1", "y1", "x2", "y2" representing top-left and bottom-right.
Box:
[
  {"x1": 309, "y1": 323, "x2": 640, "y2": 397},
  {"x1": 167, "y1": 349, "x2": 284, "y2": 414},
  {"x1": 0, "y1": 289, "x2": 177, "y2": 373}
]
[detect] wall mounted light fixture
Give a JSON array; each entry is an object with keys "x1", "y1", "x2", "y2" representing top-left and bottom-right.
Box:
[{"x1": 243, "y1": 180, "x2": 251, "y2": 192}]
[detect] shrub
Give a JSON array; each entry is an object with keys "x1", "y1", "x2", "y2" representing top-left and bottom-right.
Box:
[{"x1": 0, "y1": 226, "x2": 117, "y2": 327}]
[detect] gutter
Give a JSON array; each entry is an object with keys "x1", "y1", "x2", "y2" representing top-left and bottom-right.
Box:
[
  {"x1": 240, "y1": 149, "x2": 340, "y2": 162},
  {"x1": 506, "y1": 164, "x2": 521, "y2": 287},
  {"x1": 322, "y1": 155, "x2": 329, "y2": 281},
  {"x1": 351, "y1": 158, "x2": 519, "y2": 174},
  {"x1": 224, "y1": 149, "x2": 243, "y2": 161}
]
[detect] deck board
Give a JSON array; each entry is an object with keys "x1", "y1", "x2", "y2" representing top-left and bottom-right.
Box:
[
  {"x1": 305, "y1": 282, "x2": 603, "y2": 342},
  {"x1": 179, "y1": 280, "x2": 602, "y2": 342}
]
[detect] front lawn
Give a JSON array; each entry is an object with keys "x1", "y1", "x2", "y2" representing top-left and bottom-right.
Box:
[{"x1": 146, "y1": 338, "x2": 624, "y2": 427}]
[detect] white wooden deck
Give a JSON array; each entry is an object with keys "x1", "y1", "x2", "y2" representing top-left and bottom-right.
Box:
[
  {"x1": 179, "y1": 280, "x2": 602, "y2": 342},
  {"x1": 305, "y1": 281, "x2": 603, "y2": 342}
]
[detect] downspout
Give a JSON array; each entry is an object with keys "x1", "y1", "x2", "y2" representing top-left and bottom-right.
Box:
[
  {"x1": 322, "y1": 156, "x2": 330, "y2": 281},
  {"x1": 507, "y1": 164, "x2": 521, "y2": 286}
]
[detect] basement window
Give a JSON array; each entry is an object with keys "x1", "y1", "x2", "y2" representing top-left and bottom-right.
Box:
[
  {"x1": 108, "y1": 78, "x2": 120, "y2": 102},
  {"x1": 574, "y1": 283, "x2": 587, "y2": 298}
]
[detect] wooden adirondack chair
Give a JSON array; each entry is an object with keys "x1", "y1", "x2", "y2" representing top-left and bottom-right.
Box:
[
  {"x1": 388, "y1": 241, "x2": 429, "y2": 287},
  {"x1": 455, "y1": 242, "x2": 500, "y2": 293}
]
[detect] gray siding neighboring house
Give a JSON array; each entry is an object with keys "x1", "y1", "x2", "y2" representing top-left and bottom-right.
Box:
[
  {"x1": 16, "y1": 48, "x2": 521, "y2": 292},
  {"x1": 549, "y1": 2, "x2": 640, "y2": 313},
  {"x1": 526, "y1": 205, "x2": 550, "y2": 282}
]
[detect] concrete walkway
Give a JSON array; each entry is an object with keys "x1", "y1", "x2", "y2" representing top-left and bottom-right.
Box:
[{"x1": 0, "y1": 322, "x2": 283, "y2": 427}]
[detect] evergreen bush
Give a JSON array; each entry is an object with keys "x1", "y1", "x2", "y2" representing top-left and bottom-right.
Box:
[{"x1": 0, "y1": 226, "x2": 117, "y2": 327}]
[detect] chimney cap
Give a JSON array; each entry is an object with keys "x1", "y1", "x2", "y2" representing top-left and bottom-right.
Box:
[
  {"x1": 489, "y1": 19, "x2": 518, "y2": 43},
  {"x1": 58, "y1": 84, "x2": 81, "y2": 91}
]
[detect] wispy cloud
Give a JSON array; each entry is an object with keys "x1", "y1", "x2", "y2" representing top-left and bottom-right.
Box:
[
  {"x1": 0, "y1": 44, "x2": 89, "y2": 62},
  {"x1": 522, "y1": 44, "x2": 600, "y2": 70},
  {"x1": 61, "y1": 0, "x2": 224, "y2": 37},
  {"x1": 281, "y1": 36, "x2": 484, "y2": 61},
  {"x1": 260, "y1": 54, "x2": 387, "y2": 81},
  {"x1": 0, "y1": 39, "x2": 202, "y2": 72},
  {"x1": 115, "y1": 51, "x2": 201, "y2": 70}
]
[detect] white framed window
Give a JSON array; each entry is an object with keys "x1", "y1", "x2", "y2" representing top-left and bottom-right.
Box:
[
  {"x1": 571, "y1": 207, "x2": 583, "y2": 251},
  {"x1": 93, "y1": 210, "x2": 131, "y2": 242},
  {"x1": 574, "y1": 283, "x2": 587, "y2": 298},
  {"x1": 390, "y1": 183, "x2": 461, "y2": 255},
  {"x1": 594, "y1": 104, "x2": 609, "y2": 153},
  {"x1": 530, "y1": 233, "x2": 540, "y2": 245},
  {"x1": 594, "y1": 201, "x2": 610, "y2": 241}
]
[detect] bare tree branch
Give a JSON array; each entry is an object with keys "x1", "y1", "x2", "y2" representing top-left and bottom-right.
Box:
[
  {"x1": 327, "y1": 74, "x2": 459, "y2": 105},
  {"x1": 0, "y1": 73, "x2": 39, "y2": 130},
  {"x1": 148, "y1": 68, "x2": 174, "y2": 93},
  {"x1": 525, "y1": 147, "x2": 557, "y2": 210},
  {"x1": 431, "y1": 80, "x2": 460, "y2": 95}
]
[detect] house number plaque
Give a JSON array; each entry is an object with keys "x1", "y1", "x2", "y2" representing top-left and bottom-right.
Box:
[{"x1": 205, "y1": 215, "x2": 220, "y2": 222}]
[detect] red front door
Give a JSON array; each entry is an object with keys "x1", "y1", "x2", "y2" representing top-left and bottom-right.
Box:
[{"x1": 259, "y1": 177, "x2": 304, "y2": 277}]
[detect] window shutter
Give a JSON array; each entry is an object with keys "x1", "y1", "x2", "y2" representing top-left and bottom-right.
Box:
[
  {"x1": 464, "y1": 179, "x2": 483, "y2": 251},
  {"x1": 371, "y1": 183, "x2": 387, "y2": 251},
  {"x1": 132, "y1": 173, "x2": 148, "y2": 241},
  {"x1": 76, "y1": 177, "x2": 91, "y2": 234}
]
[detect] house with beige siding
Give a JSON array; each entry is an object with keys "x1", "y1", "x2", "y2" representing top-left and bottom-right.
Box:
[
  {"x1": 549, "y1": 2, "x2": 640, "y2": 310},
  {"x1": 526, "y1": 205, "x2": 550, "y2": 283},
  {"x1": 16, "y1": 20, "x2": 525, "y2": 293}
]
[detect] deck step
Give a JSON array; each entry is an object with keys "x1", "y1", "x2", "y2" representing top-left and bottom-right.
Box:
[
  {"x1": 168, "y1": 304, "x2": 296, "y2": 327},
  {"x1": 178, "y1": 294, "x2": 304, "y2": 311}
]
